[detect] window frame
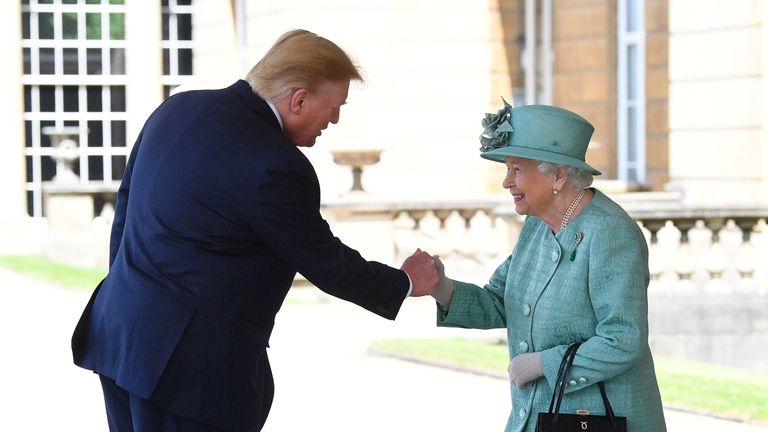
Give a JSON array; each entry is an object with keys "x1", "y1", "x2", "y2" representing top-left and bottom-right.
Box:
[{"x1": 617, "y1": 0, "x2": 647, "y2": 184}]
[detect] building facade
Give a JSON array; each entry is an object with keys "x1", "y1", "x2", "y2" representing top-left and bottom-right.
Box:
[
  {"x1": 1, "y1": 0, "x2": 767, "y2": 258},
  {"x1": 1, "y1": 0, "x2": 192, "y2": 255}
]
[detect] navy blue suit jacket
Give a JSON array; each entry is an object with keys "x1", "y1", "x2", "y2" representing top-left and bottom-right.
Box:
[{"x1": 72, "y1": 80, "x2": 409, "y2": 431}]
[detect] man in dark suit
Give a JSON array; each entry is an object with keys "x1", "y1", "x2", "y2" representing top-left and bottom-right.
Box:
[{"x1": 72, "y1": 29, "x2": 438, "y2": 432}]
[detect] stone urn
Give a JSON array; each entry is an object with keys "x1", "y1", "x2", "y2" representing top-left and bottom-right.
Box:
[
  {"x1": 42, "y1": 126, "x2": 82, "y2": 184},
  {"x1": 331, "y1": 149, "x2": 382, "y2": 194}
]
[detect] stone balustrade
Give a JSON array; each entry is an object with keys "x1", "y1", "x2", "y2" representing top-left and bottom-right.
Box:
[
  {"x1": 321, "y1": 195, "x2": 516, "y2": 282},
  {"x1": 31, "y1": 185, "x2": 768, "y2": 370},
  {"x1": 38, "y1": 185, "x2": 768, "y2": 291},
  {"x1": 322, "y1": 191, "x2": 768, "y2": 291},
  {"x1": 321, "y1": 191, "x2": 768, "y2": 372},
  {"x1": 636, "y1": 210, "x2": 767, "y2": 289}
]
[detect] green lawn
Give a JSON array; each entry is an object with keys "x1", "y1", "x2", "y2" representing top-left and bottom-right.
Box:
[
  {"x1": 371, "y1": 337, "x2": 508, "y2": 375},
  {"x1": 3, "y1": 254, "x2": 766, "y2": 423},
  {"x1": 370, "y1": 337, "x2": 768, "y2": 423},
  {"x1": 0, "y1": 254, "x2": 310, "y2": 304},
  {"x1": 0, "y1": 255, "x2": 106, "y2": 290},
  {"x1": 654, "y1": 356, "x2": 768, "y2": 422}
]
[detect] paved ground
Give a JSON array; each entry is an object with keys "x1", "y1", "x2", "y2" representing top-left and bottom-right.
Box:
[{"x1": 1, "y1": 267, "x2": 766, "y2": 431}]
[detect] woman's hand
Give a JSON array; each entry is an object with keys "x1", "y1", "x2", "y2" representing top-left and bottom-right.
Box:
[
  {"x1": 431, "y1": 255, "x2": 455, "y2": 308},
  {"x1": 508, "y1": 351, "x2": 543, "y2": 389}
]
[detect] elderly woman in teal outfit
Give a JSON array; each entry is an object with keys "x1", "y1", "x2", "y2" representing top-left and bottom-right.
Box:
[{"x1": 428, "y1": 101, "x2": 667, "y2": 432}]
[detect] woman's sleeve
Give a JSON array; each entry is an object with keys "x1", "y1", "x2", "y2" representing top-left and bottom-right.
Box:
[{"x1": 436, "y1": 255, "x2": 511, "y2": 329}]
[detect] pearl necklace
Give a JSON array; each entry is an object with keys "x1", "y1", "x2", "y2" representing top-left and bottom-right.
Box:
[{"x1": 559, "y1": 189, "x2": 587, "y2": 230}]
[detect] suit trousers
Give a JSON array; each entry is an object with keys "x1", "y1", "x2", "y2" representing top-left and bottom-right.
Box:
[{"x1": 99, "y1": 375, "x2": 226, "y2": 432}]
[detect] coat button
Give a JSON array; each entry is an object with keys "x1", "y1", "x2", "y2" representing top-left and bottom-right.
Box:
[
  {"x1": 551, "y1": 250, "x2": 560, "y2": 262},
  {"x1": 579, "y1": 377, "x2": 587, "y2": 384},
  {"x1": 521, "y1": 304, "x2": 531, "y2": 316},
  {"x1": 518, "y1": 341, "x2": 529, "y2": 352},
  {"x1": 569, "y1": 379, "x2": 578, "y2": 387},
  {"x1": 519, "y1": 408, "x2": 527, "y2": 418}
]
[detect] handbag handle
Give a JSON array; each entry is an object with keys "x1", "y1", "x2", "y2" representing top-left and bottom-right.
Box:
[
  {"x1": 546, "y1": 343, "x2": 618, "y2": 427},
  {"x1": 547, "y1": 343, "x2": 580, "y2": 420}
]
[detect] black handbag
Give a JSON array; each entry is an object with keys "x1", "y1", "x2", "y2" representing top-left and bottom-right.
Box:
[{"x1": 535, "y1": 343, "x2": 627, "y2": 431}]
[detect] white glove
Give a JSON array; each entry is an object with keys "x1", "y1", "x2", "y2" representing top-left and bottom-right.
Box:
[
  {"x1": 508, "y1": 352, "x2": 543, "y2": 389},
  {"x1": 431, "y1": 255, "x2": 455, "y2": 308}
]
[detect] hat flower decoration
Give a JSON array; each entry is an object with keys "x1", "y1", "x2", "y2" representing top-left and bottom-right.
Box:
[
  {"x1": 476, "y1": 98, "x2": 601, "y2": 175},
  {"x1": 479, "y1": 97, "x2": 514, "y2": 152}
]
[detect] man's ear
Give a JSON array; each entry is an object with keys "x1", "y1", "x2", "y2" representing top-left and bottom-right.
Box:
[{"x1": 288, "y1": 88, "x2": 309, "y2": 114}]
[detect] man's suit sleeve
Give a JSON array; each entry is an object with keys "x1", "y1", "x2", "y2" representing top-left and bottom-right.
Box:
[
  {"x1": 109, "y1": 129, "x2": 144, "y2": 267},
  {"x1": 249, "y1": 158, "x2": 408, "y2": 320}
]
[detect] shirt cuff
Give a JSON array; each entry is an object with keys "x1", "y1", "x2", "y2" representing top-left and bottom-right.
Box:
[{"x1": 405, "y1": 273, "x2": 413, "y2": 297}]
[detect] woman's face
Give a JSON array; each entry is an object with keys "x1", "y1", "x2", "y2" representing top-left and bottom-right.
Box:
[{"x1": 502, "y1": 156, "x2": 555, "y2": 218}]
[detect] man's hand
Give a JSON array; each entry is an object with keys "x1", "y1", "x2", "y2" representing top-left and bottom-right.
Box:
[{"x1": 400, "y1": 249, "x2": 439, "y2": 297}]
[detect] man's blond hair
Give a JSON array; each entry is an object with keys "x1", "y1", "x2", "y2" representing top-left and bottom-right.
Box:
[{"x1": 245, "y1": 29, "x2": 363, "y2": 102}]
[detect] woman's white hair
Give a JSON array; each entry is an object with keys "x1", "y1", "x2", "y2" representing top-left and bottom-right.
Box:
[{"x1": 537, "y1": 161, "x2": 594, "y2": 191}]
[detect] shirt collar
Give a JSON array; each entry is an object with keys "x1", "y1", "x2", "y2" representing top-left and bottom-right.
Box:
[{"x1": 264, "y1": 98, "x2": 284, "y2": 131}]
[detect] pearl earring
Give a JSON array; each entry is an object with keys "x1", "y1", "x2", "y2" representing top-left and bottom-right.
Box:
[{"x1": 553, "y1": 189, "x2": 559, "y2": 195}]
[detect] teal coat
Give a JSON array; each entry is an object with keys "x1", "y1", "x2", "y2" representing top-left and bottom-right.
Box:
[{"x1": 438, "y1": 189, "x2": 666, "y2": 432}]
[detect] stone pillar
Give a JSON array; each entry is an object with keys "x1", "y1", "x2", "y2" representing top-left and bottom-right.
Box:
[
  {"x1": 762, "y1": 3, "x2": 768, "y2": 203},
  {"x1": 125, "y1": 0, "x2": 163, "y2": 141},
  {"x1": 0, "y1": 1, "x2": 27, "y2": 221},
  {"x1": 193, "y1": 0, "x2": 240, "y2": 88},
  {"x1": 668, "y1": 1, "x2": 766, "y2": 205},
  {"x1": 43, "y1": 188, "x2": 97, "y2": 267}
]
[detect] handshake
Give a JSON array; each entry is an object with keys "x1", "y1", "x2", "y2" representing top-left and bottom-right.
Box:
[
  {"x1": 400, "y1": 250, "x2": 543, "y2": 390},
  {"x1": 400, "y1": 249, "x2": 455, "y2": 307}
]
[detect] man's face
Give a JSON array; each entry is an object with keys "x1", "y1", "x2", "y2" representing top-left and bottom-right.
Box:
[{"x1": 284, "y1": 80, "x2": 350, "y2": 147}]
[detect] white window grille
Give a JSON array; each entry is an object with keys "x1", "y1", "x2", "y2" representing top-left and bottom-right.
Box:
[
  {"x1": 21, "y1": 0, "x2": 128, "y2": 217},
  {"x1": 161, "y1": 0, "x2": 193, "y2": 98}
]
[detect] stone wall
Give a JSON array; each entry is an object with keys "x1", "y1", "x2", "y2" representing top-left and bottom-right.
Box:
[
  {"x1": 667, "y1": 0, "x2": 768, "y2": 206},
  {"x1": 648, "y1": 290, "x2": 768, "y2": 373}
]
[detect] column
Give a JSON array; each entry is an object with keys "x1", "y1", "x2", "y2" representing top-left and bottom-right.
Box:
[
  {"x1": 0, "y1": 1, "x2": 27, "y2": 221},
  {"x1": 125, "y1": 0, "x2": 163, "y2": 142}
]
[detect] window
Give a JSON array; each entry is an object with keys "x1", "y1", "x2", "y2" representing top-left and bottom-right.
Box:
[
  {"x1": 21, "y1": 0, "x2": 128, "y2": 217},
  {"x1": 517, "y1": 0, "x2": 554, "y2": 106},
  {"x1": 617, "y1": 0, "x2": 646, "y2": 184},
  {"x1": 162, "y1": 0, "x2": 193, "y2": 98}
]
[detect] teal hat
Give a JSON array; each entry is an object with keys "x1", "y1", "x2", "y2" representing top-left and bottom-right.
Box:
[{"x1": 479, "y1": 100, "x2": 601, "y2": 175}]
